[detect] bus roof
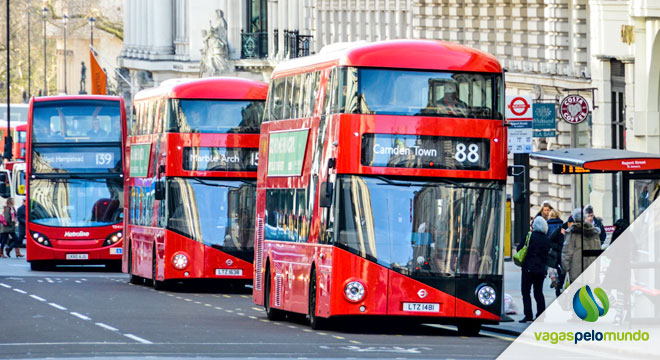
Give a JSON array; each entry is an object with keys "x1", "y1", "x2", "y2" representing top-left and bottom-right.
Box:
[
  {"x1": 134, "y1": 77, "x2": 268, "y2": 101},
  {"x1": 32, "y1": 95, "x2": 122, "y2": 103},
  {"x1": 272, "y1": 39, "x2": 503, "y2": 77}
]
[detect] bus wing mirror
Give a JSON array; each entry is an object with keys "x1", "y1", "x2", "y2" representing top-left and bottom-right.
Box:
[
  {"x1": 319, "y1": 182, "x2": 333, "y2": 208},
  {"x1": 155, "y1": 181, "x2": 166, "y2": 201}
]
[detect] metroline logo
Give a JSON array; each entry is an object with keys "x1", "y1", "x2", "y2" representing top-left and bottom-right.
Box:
[{"x1": 64, "y1": 231, "x2": 90, "y2": 237}]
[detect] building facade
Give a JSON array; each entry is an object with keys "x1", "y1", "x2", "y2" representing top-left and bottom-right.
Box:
[{"x1": 118, "y1": 0, "x2": 660, "y2": 226}]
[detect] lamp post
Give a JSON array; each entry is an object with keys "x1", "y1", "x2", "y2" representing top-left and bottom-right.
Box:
[
  {"x1": 27, "y1": 3, "x2": 31, "y2": 99},
  {"x1": 63, "y1": 12, "x2": 68, "y2": 94},
  {"x1": 89, "y1": 16, "x2": 95, "y2": 46},
  {"x1": 42, "y1": 4, "x2": 47, "y2": 95}
]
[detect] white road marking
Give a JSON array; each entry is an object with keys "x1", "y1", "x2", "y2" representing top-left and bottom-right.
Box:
[
  {"x1": 70, "y1": 312, "x2": 91, "y2": 321},
  {"x1": 46, "y1": 278, "x2": 54, "y2": 283},
  {"x1": 95, "y1": 323, "x2": 119, "y2": 332},
  {"x1": 48, "y1": 303, "x2": 67, "y2": 310},
  {"x1": 123, "y1": 334, "x2": 152, "y2": 344},
  {"x1": 13, "y1": 288, "x2": 27, "y2": 294},
  {"x1": 75, "y1": 280, "x2": 82, "y2": 283},
  {"x1": 0, "y1": 283, "x2": 11, "y2": 288},
  {"x1": 30, "y1": 295, "x2": 46, "y2": 301}
]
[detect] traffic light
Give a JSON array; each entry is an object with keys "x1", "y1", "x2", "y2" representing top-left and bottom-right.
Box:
[{"x1": 3, "y1": 136, "x2": 12, "y2": 160}]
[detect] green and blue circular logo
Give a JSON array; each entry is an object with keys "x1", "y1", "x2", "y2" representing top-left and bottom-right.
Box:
[{"x1": 573, "y1": 285, "x2": 609, "y2": 322}]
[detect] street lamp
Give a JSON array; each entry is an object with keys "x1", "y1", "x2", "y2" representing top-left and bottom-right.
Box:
[
  {"x1": 89, "y1": 16, "x2": 95, "y2": 46},
  {"x1": 27, "y1": 4, "x2": 31, "y2": 99},
  {"x1": 42, "y1": 4, "x2": 47, "y2": 95},
  {"x1": 63, "y1": 12, "x2": 68, "y2": 94}
]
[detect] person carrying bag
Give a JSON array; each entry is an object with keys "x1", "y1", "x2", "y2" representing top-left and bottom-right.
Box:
[{"x1": 514, "y1": 232, "x2": 531, "y2": 266}]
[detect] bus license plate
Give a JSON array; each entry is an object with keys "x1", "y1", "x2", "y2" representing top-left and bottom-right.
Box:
[
  {"x1": 66, "y1": 254, "x2": 89, "y2": 260},
  {"x1": 403, "y1": 302, "x2": 440, "y2": 313},
  {"x1": 215, "y1": 269, "x2": 242, "y2": 276}
]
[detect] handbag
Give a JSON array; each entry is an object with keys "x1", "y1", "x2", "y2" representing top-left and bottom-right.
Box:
[{"x1": 513, "y1": 232, "x2": 531, "y2": 267}]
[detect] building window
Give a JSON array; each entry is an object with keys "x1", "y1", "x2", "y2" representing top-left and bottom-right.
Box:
[{"x1": 241, "y1": 0, "x2": 268, "y2": 59}]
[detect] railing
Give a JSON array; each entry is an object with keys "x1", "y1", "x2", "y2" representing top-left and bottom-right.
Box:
[
  {"x1": 240, "y1": 30, "x2": 268, "y2": 59},
  {"x1": 283, "y1": 30, "x2": 312, "y2": 59}
]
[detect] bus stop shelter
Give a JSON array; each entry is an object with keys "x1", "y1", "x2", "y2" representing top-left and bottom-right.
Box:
[{"x1": 531, "y1": 147, "x2": 660, "y2": 224}]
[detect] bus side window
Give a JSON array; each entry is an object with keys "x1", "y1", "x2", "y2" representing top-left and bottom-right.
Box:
[
  {"x1": 271, "y1": 78, "x2": 285, "y2": 121},
  {"x1": 282, "y1": 77, "x2": 292, "y2": 120},
  {"x1": 310, "y1": 71, "x2": 320, "y2": 116},
  {"x1": 324, "y1": 69, "x2": 336, "y2": 115}
]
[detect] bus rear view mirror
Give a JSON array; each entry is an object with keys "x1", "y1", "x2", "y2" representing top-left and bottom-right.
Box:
[
  {"x1": 155, "y1": 181, "x2": 166, "y2": 201},
  {"x1": 319, "y1": 182, "x2": 333, "y2": 208}
]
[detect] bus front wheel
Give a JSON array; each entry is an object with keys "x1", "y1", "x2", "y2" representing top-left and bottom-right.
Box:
[{"x1": 264, "y1": 265, "x2": 285, "y2": 321}]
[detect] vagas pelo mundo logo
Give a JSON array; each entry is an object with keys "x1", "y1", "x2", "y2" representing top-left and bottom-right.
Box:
[{"x1": 534, "y1": 285, "x2": 650, "y2": 344}]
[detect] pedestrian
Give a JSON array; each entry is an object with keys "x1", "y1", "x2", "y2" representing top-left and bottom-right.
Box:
[
  {"x1": 610, "y1": 218, "x2": 629, "y2": 244},
  {"x1": 584, "y1": 204, "x2": 606, "y2": 245},
  {"x1": 546, "y1": 209, "x2": 566, "y2": 296},
  {"x1": 518, "y1": 216, "x2": 550, "y2": 322},
  {"x1": 0, "y1": 198, "x2": 22, "y2": 258},
  {"x1": 534, "y1": 200, "x2": 553, "y2": 220},
  {"x1": 561, "y1": 208, "x2": 600, "y2": 284},
  {"x1": 16, "y1": 199, "x2": 26, "y2": 249}
]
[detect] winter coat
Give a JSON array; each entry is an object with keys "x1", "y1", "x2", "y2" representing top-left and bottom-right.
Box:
[
  {"x1": 520, "y1": 231, "x2": 550, "y2": 275},
  {"x1": 561, "y1": 222, "x2": 601, "y2": 282},
  {"x1": 1, "y1": 206, "x2": 16, "y2": 233},
  {"x1": 546, "y1": 219, "x2": 565, "y2": 268},
  {"x1": 592, "y1": 217, "x2": 606, "y2": 245}
]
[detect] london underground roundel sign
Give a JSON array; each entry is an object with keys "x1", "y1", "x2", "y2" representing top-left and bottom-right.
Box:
[
  {"x1": 560, "y1": 95, "x2": 589, "y2": 124},
  {"x1": 508, "y1": 96, "x2": 531, "y2": 117}
]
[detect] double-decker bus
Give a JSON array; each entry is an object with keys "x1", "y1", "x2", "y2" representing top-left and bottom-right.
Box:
[
  {"x1": 26, "y1": 96, "x2": 126, "y2": 271},
  {"x1": 123, "y1": 77, "x2": 267, "y2": 290},
  {"x1": 14, "y1": 123, "x2": 28, "y2": 160},
  {"x1": 253, "y1": 40, "x2": 506, "y2": 334}
]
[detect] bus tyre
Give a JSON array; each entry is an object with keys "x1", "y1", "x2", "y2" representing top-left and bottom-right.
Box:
[
  {"x1": 264, "y1": 265, "x2": 285, "y2": 321},
  {"x1": 128, "y1": 245, "x2": 142, "y2": 285},
  {"x1": 308, "y1": 268, "x2": 327, "y2": 330},
  {"x1": 457, "y1": 322, "x2": 481, "y2": 336},
  {"x1": 152, "y1": 250, "x2": 167, "y2": 291}
]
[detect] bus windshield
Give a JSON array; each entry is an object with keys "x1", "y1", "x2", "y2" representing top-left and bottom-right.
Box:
[
  {"x1": 29, "y1": 178, "x2": 123, "y2": 227},
  {"x1": 335, "y1": 175, "x2": 502, "y2": 276},
  {"x1": 32, "y1": 100, "x2": 122, "y2": 143},
  {"x1": 166, "y1": 178, "x2": 256, "y2": 261},
  {"x1": 345, "y1": 68, "x2": 502, "y2": 119},
  {"x1": 169, "y1": 99, "x2": 265, "y2": 134}
]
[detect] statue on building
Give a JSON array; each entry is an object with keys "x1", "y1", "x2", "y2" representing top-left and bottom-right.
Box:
[
  {"x1": 79, "y1": 62, "x2": 87, "y2": 94},
  {"x1": 200, "y1": 9, "x2": 233, "y2": 77}
]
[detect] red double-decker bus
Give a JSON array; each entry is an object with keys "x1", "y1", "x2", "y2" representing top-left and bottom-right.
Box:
[
  {"x1": 26, "y1": 96, "x2": 126, "y2": 271},
  {"x1": 123, "y1": 77, "x2": 267, "y2": 290},
  {"x1": 253, "y1": 40, "x2": 506, "y2": 334},
  {"x1": 14, "y1": 123, "x2": 27, "y2": 160}
]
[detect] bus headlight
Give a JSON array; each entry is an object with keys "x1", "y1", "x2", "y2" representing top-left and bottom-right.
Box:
[
  {"x1": 476, "y1": 285, "x2": 496, "y2": 306},
  {"x1": 30, "y1": 231, "x2": 51, "y2": 247},
  {"x1": 344, "y1": 281, "x2": 366, "y2": 302},
  {"x1": 172, "y1": 253, "x2": 189, "y2": 270},
  {"x1": 103, "y1": 231, "x2": 123, "y2": 246}
]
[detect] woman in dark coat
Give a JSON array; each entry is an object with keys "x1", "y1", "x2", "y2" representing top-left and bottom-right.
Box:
[{"x1": 517, "y1": 216, "x2": 550, "y2": 322}]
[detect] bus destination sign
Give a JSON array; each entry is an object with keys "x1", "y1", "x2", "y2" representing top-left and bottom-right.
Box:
[
  {"x1": 183, "y1": 147, "x2": 258, "y2": 172},
  {"x1": 361, "y1": 134, "x2": 490, "y2": 170},
  {"x1": 33, "y1": 147, "x2": 121, "y2": 173}
]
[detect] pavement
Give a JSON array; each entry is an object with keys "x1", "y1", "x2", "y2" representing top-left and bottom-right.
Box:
[{"x1": 482, "y1": 259, "x2": 558, "y2": 336}]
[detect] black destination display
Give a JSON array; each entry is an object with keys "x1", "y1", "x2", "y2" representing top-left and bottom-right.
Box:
[
  {"x1": 32, "y1": 147, "x2": 121, "y2": 173},
  {"x1": 183, "y1": 147, "x2": 258, "y2": 171},
  {"x1": 361, "y1": 134, "x2": 490, "y2": 170}
]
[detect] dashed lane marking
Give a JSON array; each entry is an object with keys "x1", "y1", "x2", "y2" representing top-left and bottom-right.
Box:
[
  {"x1": 123, "y1": 334, "x2": 152, "y2": 344},
  {"x1": 237, "y1": 313, "x2": 245, "y2": 316},
  {"x1": 48, "y1": 303, "x2": 67, "y2": 310},
  {"x1": 333, "y1": 335, "x2": 345, "y2": 340},
  {"x1": 223, "y1": 295, "x2": 231, "y2": 298},
  {"x1": 30, "y1": 295, "x2": 46, "y2": 301},
  {"x1": 95, "y1": 323, "x2": 119, "y2": 332},
  {"x1": 349, "y1": 340, "x2": 361, "y2": 344},
  {"x1": 0, "y1": 283, "x2": 11, "y2": 288},
  {"x1": 13, "y1": 288, "x2": 27, "y2": 294},
  {"x1": 70, "y1": 312, "x2": 91, "y2": 321},
  {"x1": 248, "y1": 316, "x2": 257, "y2": 319}
]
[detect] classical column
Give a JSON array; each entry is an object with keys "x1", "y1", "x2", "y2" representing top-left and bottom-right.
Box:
[{"x1": 151, "y1": 0, "x2": 173, "y2": 58}]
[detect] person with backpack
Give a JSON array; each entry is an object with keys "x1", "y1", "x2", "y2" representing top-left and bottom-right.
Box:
[{"x1": 0, "y1": 198, "x2": 22, "y2": 258}]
